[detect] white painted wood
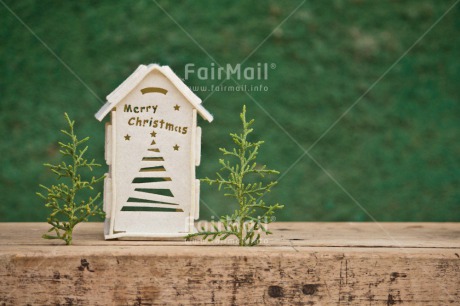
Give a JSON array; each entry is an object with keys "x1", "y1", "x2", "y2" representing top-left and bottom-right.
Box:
[
  {"x1": 195, "y1": 179, "x2": 200, "y2": 220},
  {"x1": 96, "y1": 65, "x2": 212, "y2": 239},
  {"x1": 108, "y1": 111, "x2": 117, "y2": 237},
  {"x1": 103, "y1": 176, "x2": 112, "y2": 219},
  {"x1": 130, "y1": 171, "x2": 171, "y2": 178},
  {"x1": 105, "y1": 231, "x2": 188, "y2": 239},
  {"x1": 95, "y1": 64, "x2": 214, "y2": 122},
  {"x1": 104, "y1": 122, "x2": 112, "y2": 165},
  {"x1": 195, "y1": 126, "x2": 201, "y2": 166},
  {"x1": 119, "y1": 202, "x2": 181, "y2": 209},
  {"x1": 189, "y1": 110, "x2": 197, "y2": 232},
  {"x1": 128, "y1": 190, "x2": 179, "y2": 204}
]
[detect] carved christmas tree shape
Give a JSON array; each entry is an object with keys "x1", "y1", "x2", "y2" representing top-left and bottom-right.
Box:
[{"x1": 123, "y1": 135, "x2": 182, "y2": 213}]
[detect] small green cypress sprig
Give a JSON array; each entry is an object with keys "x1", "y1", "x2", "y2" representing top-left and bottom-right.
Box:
[
  {"x1": 186, "y1": 105, "x2": 283, "y2": 246},
  {"x1": 37, "y1": 113, "x2": 105, "y2": 245}
]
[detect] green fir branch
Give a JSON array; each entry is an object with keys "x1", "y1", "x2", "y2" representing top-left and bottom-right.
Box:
[
  {"x1": 37, "y1": 113, "x2": 105, "y2": 245},
  {"x1": 186, "y1": 105, "x2": 284, "y2": 246}
]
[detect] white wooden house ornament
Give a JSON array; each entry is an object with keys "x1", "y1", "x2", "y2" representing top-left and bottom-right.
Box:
[{"x1": 95, "y1": 64, "x2": 213, "y2": 239}]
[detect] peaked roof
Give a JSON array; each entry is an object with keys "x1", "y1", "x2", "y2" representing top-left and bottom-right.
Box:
[{"x1": 95, "y1": 64, "x2": 213, "y2": 122}]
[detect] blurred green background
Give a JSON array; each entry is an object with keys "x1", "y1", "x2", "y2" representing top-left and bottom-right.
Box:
[{"x1": 1, "y1": 1, "x2": 459, "y2": 222}]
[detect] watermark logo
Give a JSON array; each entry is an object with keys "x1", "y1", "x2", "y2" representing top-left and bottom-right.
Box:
[
  {"x1": 184, "y1": 62, "x2": 276, "y2": 81},
  {"x1": 185, "y1": 215, "x2": 274, "y2": 245},
  {"x1": 184, "y1": 62, "x2": 276, "y2": 93},
  {"x1": 188, "y1": 84, "x2": 269, "y2": 93}
]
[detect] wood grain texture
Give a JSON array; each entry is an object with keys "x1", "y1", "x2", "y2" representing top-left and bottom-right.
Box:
[{"x1": 0, "y1": 222, "x2": 459, "y2": 305}]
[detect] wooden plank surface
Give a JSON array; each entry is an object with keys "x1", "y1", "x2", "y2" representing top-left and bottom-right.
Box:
[{"x1": 0, "y1": 222, "x2": 459, "y2": 305}]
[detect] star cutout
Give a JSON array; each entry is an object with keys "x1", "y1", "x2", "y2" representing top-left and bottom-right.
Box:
[
  {"x1": 150, "y1": 130, "x2": 157, "y2": 137},
  {"x1": 174, "y1": 104, "x2": 180, "y2": 111},
  {"x1": 173, "y1": 144, "x2": 180, "y2": 151},
  {"x1": 124, "y1": 134, "x2": 131, "y2": 141}
]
